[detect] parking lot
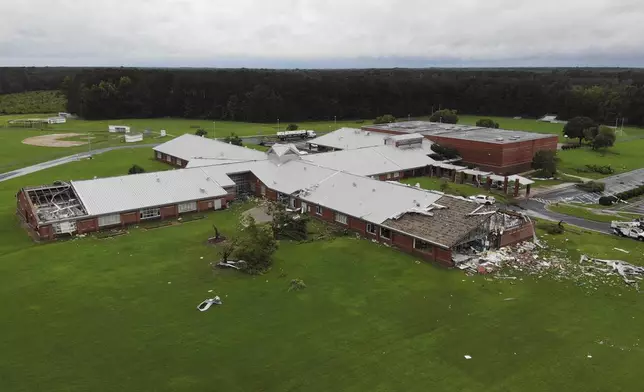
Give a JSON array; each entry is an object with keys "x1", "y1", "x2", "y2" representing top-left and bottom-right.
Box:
[{"x1": 534, "y1": 168, "x2": 644, "y2": 205}]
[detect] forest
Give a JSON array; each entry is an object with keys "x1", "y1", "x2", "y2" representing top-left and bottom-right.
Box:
[{"x1": 2, "y1": 67, "x2": 644, "y2": 125}]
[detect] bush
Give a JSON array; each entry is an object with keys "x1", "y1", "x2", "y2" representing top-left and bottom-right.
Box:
[
  {"x1": 429, "y1": 109, "x2": 458, "y2": 124},
  {"x1": 561, "y1": 143, "x2": 581, "y2": 151},
  {"x1": 476, "y1": 118, "x2": 499, "y2": 128},
  {"x1": 431, "y1": 144, "x2": 460, "y2": 159},
  {"x1": 128, "y1": 164, "x2": 145, "y2": 175},
  {"x1": 584, "y1": 164, "x2": 614, "y2": 175},
  {"x1": 598, "y1": 196, "x2": 617, "y2": 206},
  {"x1": 195, "y1": 128, "x2": 208, "y2": 137},
  {"x1": 286, "y1": 124, "x2": 298, "y2": 131},
  {"x1": 614, "y1": 184, "x2": 644, "y2": 201},
  {"x1": 532, "y1": 150, "x2": 559, "y2": 177},
  {"x1": 223, "y1": 132, "x2": 243, "y2": 146},
  {"x1": 288, "y1": 279, "x2": 306, "y2": 292},
  {"x1": 540, "y1": 221, "x2": 565, "y2": 235},
  {"x1": 576, "y1": 181, "x2": 605, "y2": 193},
  {"x1": 374, "y1": 114, "x2": 396, "y2": 124}
]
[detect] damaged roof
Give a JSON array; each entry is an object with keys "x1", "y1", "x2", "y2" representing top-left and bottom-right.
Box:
[{"x1": 382, "y1": 196, "x2": 496, "y2": 248}]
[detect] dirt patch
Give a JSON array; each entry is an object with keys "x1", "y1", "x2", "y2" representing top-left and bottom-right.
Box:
[{"x1": 22, "y1": 133, "x2": 88, "y2": 147}]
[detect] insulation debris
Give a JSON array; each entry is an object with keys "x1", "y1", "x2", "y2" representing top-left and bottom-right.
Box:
[{"x1": 580, "y1": 256, "x2": 644, "y2": 286}]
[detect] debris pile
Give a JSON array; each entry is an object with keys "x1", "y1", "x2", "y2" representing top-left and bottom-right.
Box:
[{"x1": 454, "y1": 241, "x2": 644, "y2": 290}]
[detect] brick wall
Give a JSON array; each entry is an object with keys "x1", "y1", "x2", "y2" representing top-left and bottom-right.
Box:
[
  {"x1": 160, "y1": 205, "x2": 178, "y2": 219},
  {"x1": 434, "y1": 248, "x2": 453, "y2": 267},
  {"x1": 500, "y1": 221, "x2": 535, "y2": 247},
  {"x1": 38, "y1": 225, "x2": 53, "y2": 240},
  {"x1": 16, "y1": 190, "x2": 38, "y2": 229},
  {"x1": 121, "y1": 212, "x2": 139, "y2": 226},
  {"x1": 77, "y1": 218, "x2": 98, "y2": 234},
  {"x1": 197, "y1": 200, "x2": 214, "y2": 211}
]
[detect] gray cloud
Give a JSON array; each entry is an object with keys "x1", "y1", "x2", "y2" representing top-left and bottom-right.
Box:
[{"x1": 1, "y1": 0, "x2": 643, "y2": 67}]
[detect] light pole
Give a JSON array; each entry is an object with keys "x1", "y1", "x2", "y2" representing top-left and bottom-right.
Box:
[
  {"x1": 334, "y1": 115, "x2": 337, "y2": 127},
  {"x1": 277, "y1": 118, "x2": 280, "y2": 133},
  {"x1": 88, "y1": 132, "x2": 91, "y2": 156}
]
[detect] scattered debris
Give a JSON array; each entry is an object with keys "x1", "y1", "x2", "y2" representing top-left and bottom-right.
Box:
[
  {"x1": 215, "y1": 260, "x2": 246, "y2": 270},
  {"x1": 580, "y1": 255, "x2": 644, "y2": 287},
  {"x1": 197, "y1": 296, "x2": 222, "y2": 312},
  {"x1": 614, "y1": 248, "x2": 630, "y2": 254},
  {"x1": 464, "y1": 355, "x2": 472, "y2": 360}
]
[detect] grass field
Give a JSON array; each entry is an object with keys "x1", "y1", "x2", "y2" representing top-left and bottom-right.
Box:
[
  {"x1": 401, "y1": 176, "x2": 511, "y2": 202},
  {"x1": 548, "y1": 203, "x2": 637, "y2": 223},
  {"x1": 0, "y1": 91, "x2": 66, "y2": 115},
  {"x1": 1, "y1": 149, "x2": 644, "y2": 391}
]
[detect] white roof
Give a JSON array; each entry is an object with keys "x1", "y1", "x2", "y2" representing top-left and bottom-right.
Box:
[
  {"x1": 303, "y1": 144, "x2": 435, "y2": 176},
  {"x1": 154, "y1": 134, "x2": 267, "y2": 164},
  {"x1": 308, "y1": 128, "x2": 388, "y2": 150},
  {"x1": 71, "y1": 168, "x2": 229, "y2": 216},
  {"x1": 458, "y1": 169, "x2": 492, "y2": 176},
  {"x1": 432, "y1": 162, "x2": 468, "y2": 171},
  {"x1": 298, "y1": 169, "x2": 444, "y2": 224}
]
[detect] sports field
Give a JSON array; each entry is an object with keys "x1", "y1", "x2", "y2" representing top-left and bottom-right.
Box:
[{"x1": 1, "y1": 147, "x2": 644, "y2": 391}]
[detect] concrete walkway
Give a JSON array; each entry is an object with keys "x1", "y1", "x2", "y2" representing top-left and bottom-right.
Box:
[{"x1": 0, "y1": 143, "x2": 160, "y2": 183}]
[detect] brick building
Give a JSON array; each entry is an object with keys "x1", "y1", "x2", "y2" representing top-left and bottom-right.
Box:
[{"x1": 362, "y1": 121, "x2": 558, "y2": 174}]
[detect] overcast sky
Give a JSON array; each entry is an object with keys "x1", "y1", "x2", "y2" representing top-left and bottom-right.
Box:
[{"x1": 1, "y1": 0, "x2": 644, "y2": 67}]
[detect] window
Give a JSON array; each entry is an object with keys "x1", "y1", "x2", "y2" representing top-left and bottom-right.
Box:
[
  {"x1": 393, "y1": 171, "x2": 400, "y2": 178},
  {"x1": 178, "y1": 201, "x2": 197, "y2": 213},
  {"x1": 156, "y1": 152, "x2": 162, "y2": 159},
  {"x1": 315, "y1": 205, "x2": 323, "y2": 215},
  {"x1": 366, "y1": 223, "x2": 377, "y2": 235},
  {"x1": 165, "y1": 155, "x2": 172, "y2": 162},
  {"x1": 98, "y1": 214, "x2": 121, "y2": 227},
  {"x1": 140, "y1": 207, "x2": 160, "y2": 220},
  {"x1": 386, "y1": 173, "x2": 392, "y2": 179},
  {"x1": 176, "y1": 158, "x2": 183, "y2": 166},
  {"x1": 414, "y1": 238, "x2": 433, "y2": 253},
  {"x1": 261, "y1": 185, "x2": 266, "y2": 196},
  {"x1": 380, "y1": 227, "x2": 392, "y2": 239},
  {"x1": 335, "y1": 213, "x2": 348, "y2": 225}
]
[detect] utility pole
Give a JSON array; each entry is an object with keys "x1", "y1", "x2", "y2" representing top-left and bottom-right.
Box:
[
  {"x1": 277, "y1": 118, "x2": 280, "y2": 133},
  {"x1": 334, "y1": 115, "x2": 337, "y2": 127},
  {"x1": 88, "y1": 132, "x2": 92, "y2": 157},
  {"x1": 408, "y1": 113, "x2": 411, "y2": 122},
  {"x1": 213, "y1": 121, "x2": 216, "y2": 139}
]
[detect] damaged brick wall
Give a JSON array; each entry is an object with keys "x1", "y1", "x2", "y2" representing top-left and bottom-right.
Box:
[{"x1": 500, "y1": 221, "x2": 535, "y2": 247}]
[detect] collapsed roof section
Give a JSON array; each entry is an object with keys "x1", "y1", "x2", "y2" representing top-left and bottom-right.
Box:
[{"x1": 24, "y1": 182, "x2": 88, "y2": 224}]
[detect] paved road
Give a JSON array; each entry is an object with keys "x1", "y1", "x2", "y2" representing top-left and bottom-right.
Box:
[
  {"x1": 517, "y1": 199, "x2": 612, "y2": 234},
  {"x1": 0, "y1": 143, "x2": 160, "y2": 183}
]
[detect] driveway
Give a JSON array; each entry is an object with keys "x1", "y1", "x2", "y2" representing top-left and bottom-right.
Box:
[
  {"x1": 518, "y1": 199, "x2": 612, "y2": 234},
  {"x1": 0, "y1": 143, "x2": 160, "y2": 183}
]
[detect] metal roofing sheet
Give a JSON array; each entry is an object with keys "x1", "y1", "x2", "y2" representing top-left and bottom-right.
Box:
[
  {"x1": 308, "y1": 128, "x2": 388, "y2": 150},
  {"x1": 154, "y1": 134, "x2": 267, "y2": 163},
  {"x1": 71, "y1": 168, "x2": 228, "y2": 216}
]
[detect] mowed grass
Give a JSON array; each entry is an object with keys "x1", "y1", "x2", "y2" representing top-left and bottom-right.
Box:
[
  {"x1": 0, "y1": 149, "x2": 644, "y2": 391},
  {"x1": 401, "y1": 176, "x2": 511, "y2": 202}
]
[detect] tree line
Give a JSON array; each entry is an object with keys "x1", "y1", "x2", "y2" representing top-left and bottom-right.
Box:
[{"x1": 4, "y1": 67, "x2": 644, "y2": 126}]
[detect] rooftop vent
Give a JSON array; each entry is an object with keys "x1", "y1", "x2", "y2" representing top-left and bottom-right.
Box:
[
  {"x1": 352, "y1": 182, "x2": 357, "y2": 187},
  {"x1": 199, "y1": 188, "x2": 206, "y2": 193},
  {"x1": 496, "y1": 137, "x2": 504, "y2": 141}
]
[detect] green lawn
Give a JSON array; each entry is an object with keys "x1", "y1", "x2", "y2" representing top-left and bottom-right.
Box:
[
  {"x1": 548, "y1": 203, "x2": 638, "y2": 223},
  {"x1": 0, "y1": 91, "x2": 66, "y2": 115},
  {"x1": 1, "y1": 149, "x2": 644, "y2": 391},
  {"x1": 401, "y1": 176, "x2": 511, "y2": 203}
]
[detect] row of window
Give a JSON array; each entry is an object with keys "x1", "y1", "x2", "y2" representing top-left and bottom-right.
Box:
[
  {"x1": 317, "y1": 204, "x2": 430, "y2": 251},
  {"x1": 156, "y1": 152, "x2": 183, "y2": 166}
]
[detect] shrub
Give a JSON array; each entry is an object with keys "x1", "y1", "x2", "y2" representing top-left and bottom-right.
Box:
[
  {"x1": 374, "y1": 114, "x2": 396, "y2": 124},
  {"x1": 614, "y1": 185, "x2": 644, "y2": 201},
  {"x1": 561, "y1": 143, "x2": 581, "y2": 151},
  {"x1": 286, "y1": 124, "x2": 298, "y2": 131},
  {"x1": 195, "y1": 128, "x2": 208, "y2": 137},
  {"x1": 127, "y1": 164, "x2": 145, "y2": 175},
  {"x1": 476, "y1": 118, "x2": 499, "y2": 128},
  {"x1": 576, "y1": 181, "x2": 605, "y2": 193},
  {"x1": 431, "y1": 144, "x2": 460, "y2": 159},
  {"x1": 532, "y1": 150, "x2": 559, "y2": 177},
  {"x1": 223, "y1": 132, "x2": 243, "y2": 146},
  {"x1": 288, "y1": 279, "x2": 306, "y2": 292},
  {"x1": 429, "y1": 109, "x2": 458, "y2": 124},
  {"x1": 598, "y1": 196, "x2": 617, "y2": 206},
  {"x1": 584, "y1": 164, "x2": 614, "y2": 175},
  {"x1": 540, "y1": 221, "x2": 565, "y2": 235}
]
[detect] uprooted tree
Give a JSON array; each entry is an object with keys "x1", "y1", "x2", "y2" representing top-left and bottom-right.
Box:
[
  {"x1": 221, "y1": 215, "x2": 278, "y2": 274},
  {"x1": 267, "y1": 201, "x2": 309, "y2": 241}
]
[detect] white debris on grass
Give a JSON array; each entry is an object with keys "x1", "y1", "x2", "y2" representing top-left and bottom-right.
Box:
[
  {"x1": 614, "y1": 248, "x2": 630, "y2": 254},
  {"x1": 454, "y1": 240, "x2": 644, "y2": 291},
  {"x1": 464, "y1": 355, "x2": 472, "y2": 360}
]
